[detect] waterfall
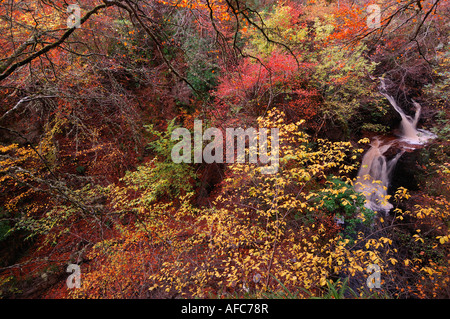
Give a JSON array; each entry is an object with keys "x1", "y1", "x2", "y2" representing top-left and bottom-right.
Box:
[
  {"x1": 379, "y1": 78, "x2": 436, "y2": 144},
  {"x1": 354, "y1": 78, "x2": 436, "y2": 214},
  {"x1": 354, "y1": 139, "x2": 404, "y2": 213}
]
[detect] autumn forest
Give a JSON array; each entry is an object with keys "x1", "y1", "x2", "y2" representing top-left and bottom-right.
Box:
[{"x1": 0, "y1": 0, "x2": 449, "y2": 299}]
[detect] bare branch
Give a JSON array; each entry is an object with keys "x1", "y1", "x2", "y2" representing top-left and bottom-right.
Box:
[{"x1": 0, "y1": 2, "x2": 109, "y2": 82}]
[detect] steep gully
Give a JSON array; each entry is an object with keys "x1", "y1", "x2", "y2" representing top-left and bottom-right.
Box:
[{"x1": 354, "y1": 78, "x2": 436, "y2": 214}]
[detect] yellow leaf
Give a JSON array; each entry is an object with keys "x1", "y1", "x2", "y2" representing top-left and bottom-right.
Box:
[{"x1": 389, "y1": 258, "x2": 398, "y2": 265}]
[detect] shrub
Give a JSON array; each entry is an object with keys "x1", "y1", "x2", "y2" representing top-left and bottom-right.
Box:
[{"x1": 122, "y1": 119, "x2": 197, "y2": 204}]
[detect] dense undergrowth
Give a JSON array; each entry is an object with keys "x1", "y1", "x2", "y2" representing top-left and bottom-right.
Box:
[{"x1": 0, "y1": 0, "x2": 448, "y2": 299}]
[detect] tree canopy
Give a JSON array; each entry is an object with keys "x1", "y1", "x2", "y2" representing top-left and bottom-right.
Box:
[{"x1": 0, "y1": 0, "x2": 449, "y2": 299}]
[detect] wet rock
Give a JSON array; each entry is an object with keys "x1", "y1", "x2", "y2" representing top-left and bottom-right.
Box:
[{"x1": 389, "y1": 148, "x2": 422, "y2": 193}]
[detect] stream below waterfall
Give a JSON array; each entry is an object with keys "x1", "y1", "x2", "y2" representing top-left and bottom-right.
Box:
[{"x1": 354, "y1": 78, "x2": 437, "y2": 214}]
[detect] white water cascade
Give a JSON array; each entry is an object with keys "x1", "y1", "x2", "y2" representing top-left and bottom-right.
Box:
[
  {"x1": 355, "y1": 78, "x2": 436, "y2": 214},
  {"x1": 354, "y1": 139, "x2": 404, "y2": 213},
  {"x1": 379, "y1": 78, "x2": 437, "y2": 144}
]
